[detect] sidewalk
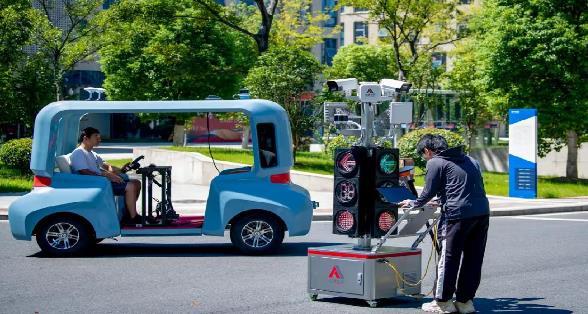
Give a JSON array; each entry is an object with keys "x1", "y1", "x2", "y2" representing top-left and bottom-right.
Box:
[{"x1": 1, "y1": 182, "x2": 587, "y2": 220}]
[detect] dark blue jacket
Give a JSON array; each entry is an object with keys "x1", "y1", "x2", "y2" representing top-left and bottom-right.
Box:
[{"x1": 414, "y1": 146, "x2": 490, "y2": 220}]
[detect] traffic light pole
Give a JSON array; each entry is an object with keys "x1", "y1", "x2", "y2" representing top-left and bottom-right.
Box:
[{"x1": 356, "y1": 101, "x2": 376, "y2": 250}]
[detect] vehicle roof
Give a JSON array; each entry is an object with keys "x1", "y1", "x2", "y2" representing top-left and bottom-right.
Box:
[
  {"x1": 35, "y1": 99, "x2": 285, "y2": 117},
  {"x1": 31, "y1": 100, "x2": 292, "y2": 177}
]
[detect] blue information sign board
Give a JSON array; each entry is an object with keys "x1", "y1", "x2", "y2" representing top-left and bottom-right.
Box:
[{"x1": 508, "y1": 109, "x2": 537, "y2": 198}]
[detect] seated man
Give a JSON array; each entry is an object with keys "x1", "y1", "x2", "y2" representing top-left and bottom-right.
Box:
[{"x1": 70, "y1": 127, "x2": 143, "y2": 225}]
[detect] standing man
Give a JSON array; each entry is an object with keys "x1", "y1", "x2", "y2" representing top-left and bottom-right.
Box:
[
  {"x1": 399, "y1": 134, "x2": 490, "y2": 314},
  {"x1": 70, "y1": 127, "x2": 143, "y2": 225}
]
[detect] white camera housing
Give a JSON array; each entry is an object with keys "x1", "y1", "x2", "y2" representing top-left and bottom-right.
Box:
[
  {"x1": 380, "y1": 79, "x2": 412, "y2": 94},
  {"x1": 326, "y1": 78, "x2": 359, "y2": 95}
]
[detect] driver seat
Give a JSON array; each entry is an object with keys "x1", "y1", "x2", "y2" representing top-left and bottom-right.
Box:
[
  {"x1": 55, "y1": 153, "x2": 125, "y2": 222},
  {"x1": 55, "y1": 154, "x2": 72, "y2": 173}
]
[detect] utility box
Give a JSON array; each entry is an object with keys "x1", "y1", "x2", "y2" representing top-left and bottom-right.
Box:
[{"x1": 308, "y1": 245, "x2": 421, "y2": 307}]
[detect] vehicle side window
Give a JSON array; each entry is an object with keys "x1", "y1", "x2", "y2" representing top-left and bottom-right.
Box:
[{"x1": 257, "y1": 123, "x2": 278, "y2": 168}]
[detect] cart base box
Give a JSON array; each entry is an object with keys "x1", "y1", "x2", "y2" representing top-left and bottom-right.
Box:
[{"x1": 307, "y1": 244, "x2": 421, "y2": 307}]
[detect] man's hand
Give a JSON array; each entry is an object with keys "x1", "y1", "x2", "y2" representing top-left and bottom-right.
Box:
[
  {"x1": 104, "y1": 171, "x2": 123, "y2": 183},
  {"x1": 398, "y1": 199, "x2": 414, "y2": 208}
]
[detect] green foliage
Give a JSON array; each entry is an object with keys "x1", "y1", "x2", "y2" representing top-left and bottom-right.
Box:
[
  {"x1": 475, "y1": 0, "x2": 588, "y2": 157},
  {"x1": 397, "y1": 129, "x2": 466, "y2": 168},
  {"x1": 445, "y1": 38, "x2": 493, "y2": 150},
  {"x1": 0, "y1": 0, "x2": 54, "y2": 129},
  {"x1": 271, "y1": 0, "x2": 338, "y2": 49},
  {"x1": 100, "y1": 0, "x2": 256, "y2": 102},
  {"x1": 245, "y1": 47, "x2": 322, "y2": 155},
  {"x1": 341, "y1": 0, "x2": 463, "y2": 80},
  {"x1": 326, "y1": 45, "x2": 398, "y2": 82},
  {"x1": 325, "y1": 135, "x2": 357, "y2": 158},
  {"x1": 0, "y1": 138, "x2": 32, "y2": 172}
]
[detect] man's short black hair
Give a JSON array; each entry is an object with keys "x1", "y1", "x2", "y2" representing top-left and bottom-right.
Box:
[
  {"x1": 79, "y1": 127, "x2": 100, "y2": 143},
  {"x1": 416, "y1": 134, "x2": 449, "y2": 155}
]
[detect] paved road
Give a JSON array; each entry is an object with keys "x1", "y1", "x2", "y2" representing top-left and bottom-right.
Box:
[{"x1": 1, "y1": 213, "x2": 587, "y2": 313}]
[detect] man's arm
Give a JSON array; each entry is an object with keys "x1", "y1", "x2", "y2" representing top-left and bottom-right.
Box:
[{"x1": 412, "y1": 159, "x2": 443, "y2": 208}]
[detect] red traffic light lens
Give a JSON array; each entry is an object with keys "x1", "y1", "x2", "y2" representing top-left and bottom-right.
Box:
[
  {"x1": 378, "y1": 211, "x2": 397, "y2": 232},
  {"x1": 335, "y1": 180, "x2": 357, "y2": 204},
  {"x1": 336, "y1": 210, "x2": 354, "y2": 232},
  {"x1": 336, "y1": 151, "x2": 357, "y2": 175}
]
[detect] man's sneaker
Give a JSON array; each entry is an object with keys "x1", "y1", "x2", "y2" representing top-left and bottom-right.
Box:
[
  {"x1": 422, "y1": 300, "x2": 457, "y2": 313},
  {"x1": 454, "y1": 300, "x2": 476, "y2": 313}
]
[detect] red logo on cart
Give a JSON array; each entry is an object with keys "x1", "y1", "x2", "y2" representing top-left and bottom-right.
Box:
[{"x1": 328, "y1": 266, "x2": 342, "y2": 279}]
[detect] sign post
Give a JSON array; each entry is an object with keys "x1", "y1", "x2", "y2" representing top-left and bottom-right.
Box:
[{"x1": 508, "y1": 109, "x2": 538, "y2": 198}]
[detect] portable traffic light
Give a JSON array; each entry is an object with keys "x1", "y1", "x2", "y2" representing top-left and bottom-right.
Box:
[
  {"x1": 371, "y1": 148, "x2": 400, "y2": 238},
  {"x1": 332, "y1": 147, "x2": 371, "y2": 237}
]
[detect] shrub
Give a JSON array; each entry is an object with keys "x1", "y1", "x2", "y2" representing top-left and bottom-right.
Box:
[
  {"x1": 0, "y1": 138, "x2": 33, "y2": 172},
  {"x1": 397, "y1": 129, "x2": 466, "y2": 168},
  {"x1": 325, "y1": 135, "x2": 357, "y2": 157}
]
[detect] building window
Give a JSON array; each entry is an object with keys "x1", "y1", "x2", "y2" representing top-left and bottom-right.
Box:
[
  {"x1": 378, "y1": 25, "x2": 390, "y2": 38},
  {"x1": 432, "y1": 52, "x2": 447, "y2": 69},
  {"x1": 354, "y1": 22, "x2": 368, "y2": 44},
  {"x1": 339, "y1": 23, "x2": 345, "y2": 46},
  {"x1": 459, "y1": 0, "x2": 471, "y2": 4},
  {"x1": 457, "y1": 23, "x2": 468, "y2": 38},
  {"x1": 354, "y1": 7, "x2": 368, "y2": 12},
  {"x1": 322, "y1": 38, "x2": 337, "y2": 65},
  {"x1": 257, "y1": 123, "x2": 278, "y2": 168},
  {"x1": 323, "y1": 0, "x2": 338, "y2": 27}
]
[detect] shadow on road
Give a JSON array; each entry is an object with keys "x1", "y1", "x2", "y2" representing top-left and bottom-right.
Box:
[
  {"x1": 309, "y1": 296, "x2": 572, "y2": 312},
  {"x1": 474, "y1": 297, "x2": 573, "y2": 313},
  {"x1": 313, "y1": 295, "x2": 421, "y2": 309},
  {"x1": 28, "y1": 241, "x2": 345, "y2": 258}
]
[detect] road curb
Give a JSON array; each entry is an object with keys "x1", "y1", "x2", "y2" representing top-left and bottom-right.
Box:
[{"x1": 1, "y1": 206, "x2": 587, "y2": 222}]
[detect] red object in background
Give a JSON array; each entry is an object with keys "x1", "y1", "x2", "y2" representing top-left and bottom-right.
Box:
[
  {"x1": 299, "y1": 91, "x2": 315, "y2": 101},
  {"x1": 188, "y1": 115, "x2": 244, "y2": 143}
]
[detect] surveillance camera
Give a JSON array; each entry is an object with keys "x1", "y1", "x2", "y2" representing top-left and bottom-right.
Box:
[
  {"x1": 380, "y1": 79, "x2": 412, "y2": 93},
  {"x1": 326, "y1": 78, "x2": 358, "y2": 93}
]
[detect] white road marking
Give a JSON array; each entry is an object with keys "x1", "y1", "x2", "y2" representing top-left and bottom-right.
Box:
[
  {"x1": 530, "y1": 211, "x2": 588, "y2": 217},
  {"x1": 503, "y1": 216, "x2": 588, "y2": 222}
]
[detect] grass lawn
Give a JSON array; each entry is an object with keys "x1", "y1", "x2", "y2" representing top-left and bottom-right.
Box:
[
  {"x1": 0, "y1": 159, "x2": 132, "y2": 193},
  {"x1": 413, "y1": 170, "x2": 588, "y2": 198},
  {"x1": 166, "y1": 146, "x2": 333, "y2": 175},
  {"x1": 167, "y1": 147, "x2": 588, "y2": 198},
  {"x1": 0, "y1": 163, "x2": 33, "y2": 193}
]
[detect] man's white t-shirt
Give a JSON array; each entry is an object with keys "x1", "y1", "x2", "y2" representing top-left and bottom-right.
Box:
[{"x1": 70, "y1": 146, "x2": 104, "y2": 174}]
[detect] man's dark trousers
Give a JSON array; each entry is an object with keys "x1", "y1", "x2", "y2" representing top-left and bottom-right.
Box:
[{"x1": 434, "y1": 214, "x2": 490, "y2": 302}]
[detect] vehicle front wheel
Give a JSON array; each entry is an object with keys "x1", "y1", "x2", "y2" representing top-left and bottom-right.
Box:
[
  {"x1": 230, "y1": 214, "x2": 284, "y2": 255},
  {"x1": 35, "y1": 216, "x2": 94, "y2": 256}
]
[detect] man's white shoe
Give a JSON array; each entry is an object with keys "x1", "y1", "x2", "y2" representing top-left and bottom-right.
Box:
[
  {"x1": 421, "y1": 300, "x2": 457, "y2": 313},
  {"x1": 454, "y1": 300, "x2": 476, "y2": 313}
]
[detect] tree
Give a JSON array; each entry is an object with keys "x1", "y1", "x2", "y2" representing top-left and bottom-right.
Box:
[
  {"x1": 99, "y1": 0, "x2": 256, "y2": 101},
  {"x1": 271, "y1": 0, "x2": 336, "y2": 49},
  {"x1": 342, "y1": 0, "x2": 462, "y2": 81},
  {"x1": 476, "y1": 0, "x2": 588, "y2": 179},
  {"x1": 32, "y1": 0, "x2": 105, "y2": 100},
  {"x1": 244, "y1": 48, "x2": 322, "y2": 158},
  {"x1": 445, "y1": 39, "x2": 493, "y2": 150},
  {"x1": 188, "y1": 0, "x2": 278, "y2": 53},
  {"x1": 0, "y1": 0, "x2": 54, "y2": 133},
  {"x1": 326, "y1": 45, "x2": 398, "y2": 81}
]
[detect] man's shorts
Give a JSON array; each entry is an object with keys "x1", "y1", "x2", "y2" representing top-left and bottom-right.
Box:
[{"x1": 111, "y1": 181, "x2": 127, "y2": 196}]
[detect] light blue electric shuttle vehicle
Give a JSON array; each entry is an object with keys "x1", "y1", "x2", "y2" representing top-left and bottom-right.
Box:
[{"x1": 8, "y1": 100, "x2": 315, "y2": 256}]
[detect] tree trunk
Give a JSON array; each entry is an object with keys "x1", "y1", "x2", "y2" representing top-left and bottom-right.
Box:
[
  {"x1": 241, "y1": 126, "x2": 250, "y2": 149},
  {"x1": 566, "y1": 130, "x2": 578, "y2": 179}
]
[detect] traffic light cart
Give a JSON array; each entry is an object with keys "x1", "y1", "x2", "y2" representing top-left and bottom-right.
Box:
[{"x1": 307, "y1": 203, "x2": 439, "y2": 308}]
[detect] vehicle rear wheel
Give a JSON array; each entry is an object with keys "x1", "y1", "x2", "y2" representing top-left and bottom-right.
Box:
[
  {"x1": 230, "y1": 214, "x2": 284, "y2": 255},
  {"x1": 35, "y1": 216, "x2": 94, "y2": 256}
]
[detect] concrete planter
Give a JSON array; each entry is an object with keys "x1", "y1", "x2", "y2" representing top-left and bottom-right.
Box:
[{"x1": 133, "y1": 148, "x2": 334, "y2": 192}]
